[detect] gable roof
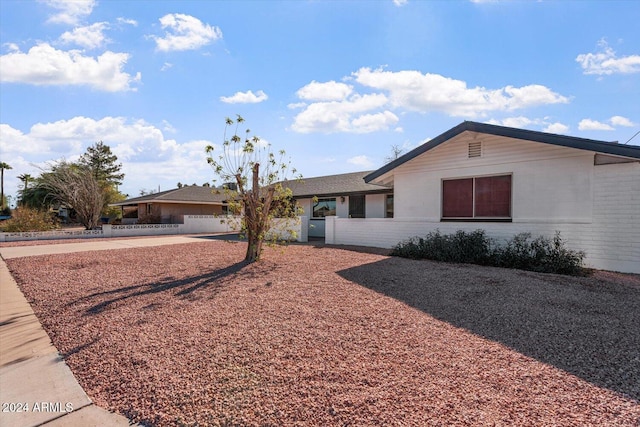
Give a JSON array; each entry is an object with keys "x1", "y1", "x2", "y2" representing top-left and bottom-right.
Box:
[
  {"x1": 112, "y1": 185, "x2": 226, "y2": 206},
  {"x1": 284, "y1": 171, "x2": 391, "y2": 198},
  {"x1": 365, "y1": 121, "x2": 640, "y2": 183}
]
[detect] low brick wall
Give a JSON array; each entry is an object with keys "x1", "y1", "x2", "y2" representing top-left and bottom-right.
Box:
[{"x1": 0, "y1": 216, "x2": 308, "y2": 243}]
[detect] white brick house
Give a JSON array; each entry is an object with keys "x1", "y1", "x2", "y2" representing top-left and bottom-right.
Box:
[{"x1": 325, "y1": 121, "x2": 640, "y2": 274}]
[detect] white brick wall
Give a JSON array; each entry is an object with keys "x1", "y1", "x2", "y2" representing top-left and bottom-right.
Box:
[{"x1": 327, "y1": 157, "x2": 640, "y2": 274}]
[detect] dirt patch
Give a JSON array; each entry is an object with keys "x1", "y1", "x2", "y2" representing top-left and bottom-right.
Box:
[{"x1": 6, "y1": 241, "x2": 639, "y2": 426}]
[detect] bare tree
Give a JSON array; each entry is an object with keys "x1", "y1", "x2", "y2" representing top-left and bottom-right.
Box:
[
  {"x1": 206, "y1": 115, "x2": 301, "y2": 263},
  {"x1": 384, "y1": 144, "x2": 404, "y2": 163},
  {"x1": 40, "y1": 162, "x2": 105, "y2": 230}
]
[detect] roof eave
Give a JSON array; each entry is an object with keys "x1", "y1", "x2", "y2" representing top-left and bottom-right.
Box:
[
  {"x1": 292, "y1": 188, "x2": 393, "y2": 199},
  {"x1": 365, "y1": 121, "x2": 640, "y2": 183},
  {"x1": 110, "y1": 199, "x2": 225, "y2": 207}
]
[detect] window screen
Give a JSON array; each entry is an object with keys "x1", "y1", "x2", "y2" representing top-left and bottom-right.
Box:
[
  {"x1": 475, "y1": 175, "x2": 511, "y2": 217},
  {"x1": 349, "y1": 195, "x2": 365, "y2": 218},
  {"x1": 442, "y1": 178, "x2": 473, "y2": 218},
  {"x1": 442, "y1": 175, "x2": 511, "y2": 219}
]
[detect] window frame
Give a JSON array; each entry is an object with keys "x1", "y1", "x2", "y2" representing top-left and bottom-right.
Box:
[
  {"x1": 441, "y1": 174, "x2": 512, "y2": 221},
  {"x1": 385, "y1": 194, "x2": 394, "y2": 218},
  {"x1": 312, "y1": 197, "x2": 337, "y2": 219},
  {"x1": 348, "y1": 194, "x2": 366, "y2": 218}
]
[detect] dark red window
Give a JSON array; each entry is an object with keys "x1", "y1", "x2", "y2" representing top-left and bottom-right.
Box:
[
  {"x1": 442, "y1": 175, "x2": 511, "y2": 219},
  {"x1": 442, "y1": 178, "x2": 473, "y2": 218}
]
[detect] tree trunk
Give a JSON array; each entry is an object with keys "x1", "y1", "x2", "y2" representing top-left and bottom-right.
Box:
[
  {"x1": 1, "y1": 168, "x2": 4, "y2": 211},
  {"x1": 245, "y1": 233, "x2": 263, "y2": 263},
  {"x1": 243, "y1": 163, "x2": 263, "y2": 263}
]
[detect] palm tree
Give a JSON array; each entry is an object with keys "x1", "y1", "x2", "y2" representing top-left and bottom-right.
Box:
[
  {"x1": 17, "y1": 173, "x2": 33, "y2": 190},
  {"x1": 0, "y1": 162, "x2": 12, "y2": 212},
  {"x1": 17, "y1": 173, "x2": 34, "y2": 207}
]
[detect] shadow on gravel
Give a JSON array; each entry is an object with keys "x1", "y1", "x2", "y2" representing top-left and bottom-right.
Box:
[
  {"x1": 337, "y1": 257, "x2": 640, "y2": 401},
  {"x1": 60, "y1": 336, "x2": 101, "y2": 358},
  {"x1": 193, "y1": 233, "x2": 242, "y2": 242},
  {"x1": 74, "y1": 261, "x2": 249, "y2": 315}
]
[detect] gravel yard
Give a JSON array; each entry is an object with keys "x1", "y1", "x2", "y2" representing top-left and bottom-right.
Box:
[{"x1": 6, "y1": 240, "x2": 640, "y2": 426}]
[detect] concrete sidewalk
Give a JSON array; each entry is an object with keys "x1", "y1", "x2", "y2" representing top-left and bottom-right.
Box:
[
  {"x1": 0, "y1": 235, "x2": 210, "y2": 259},
  {"x1": 0, "y1": 236, "x2": 211, "y2": 426}
]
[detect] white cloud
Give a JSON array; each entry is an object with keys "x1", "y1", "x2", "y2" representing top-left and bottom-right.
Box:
[
  {"x1": 348, "y1": 155, "x2": 374, "y2": 168},
  {"x1": 543, "y1": 122, "x2": 570, "y2": 134},
  {"x1": 610, "y1": 115, "x2": 636, "y2": 127},
  {"x1": 578, "y1": 119, "x2": 614, "y2": 131},
  {"x1": 291, "y1": 68, "x2": 568, "y2": 134},
  {"x1": 350, "y1": 111, "x2": 400, "y2": 133},
  {"x1": 393, "y1": 0, "x2": 408, "y2": 6},
  {"x1": 59, "y1": 22, "x2": 109, "y2": 49},
  {"x1": 152, "y1": 14, "x2": 222, "y2": 52},
  {"x1": 4, "y1": 43, "x2": 20, "y2": 52},
  {"x1": 576, "y1": 40, "x2": 640, "y2": 76},
  {"x1": 578, "y1": 116, "x2": 636, "y2": 131},
  {"x1": 296, "y1": 80, "x2": 353, "y2": 101},
  {"x1": 44, "y1": 0, "x2": 96, "y2": 25},
  {"x1": 162, "y1": 120, "x2": 177, "y2": 133},
  {"x1": 502, "y1": 85, "x2": 569, "y2": 110},
  {"x1": 287, "y1": 102, "x2": 307, "y2": 109},
  {"x1": 487, "y1": 116, "x2": 536, "y2": 128},
  {"x1": 0, "y1": 43, "x2": 141, "y2": 91},
  {"x1": 0, "y1": 116, "x2": 216, "y2": 198},
  {"x1": 160, "y1": 62, "x2": 173, "y2": 71},
  {"x1": 0, "y1": 124, "x2": 41, "y2": 155},
  {"x1": 25, "y1": 117, "x2": 173, "y2": 159},
  {"x1": 291, "y1": 93, "x2": 390, "y2": 133},
  {"x1": 220, "y1": 90, "x2": 268, "y2": 104},
  {"x1": 353, "y1": 67, "x2": 568, "y2": 117},
  {"x1": 116, "y1": 17, "x2": 138, "y2": 26},
  {"x1": 487, "y1": 117, "x2": 571, "y2": 134}
]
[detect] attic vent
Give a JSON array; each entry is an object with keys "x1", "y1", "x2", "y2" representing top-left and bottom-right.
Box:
[{"x1": 468, "y1": 141, "x2": 482, "y2": 158}]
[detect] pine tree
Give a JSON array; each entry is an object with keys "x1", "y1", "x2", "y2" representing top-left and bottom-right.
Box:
[{"x1": 78, "y1": 141, "x2": 124, "y2": 186}]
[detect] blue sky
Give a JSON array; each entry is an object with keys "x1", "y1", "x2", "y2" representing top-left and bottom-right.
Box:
[{"x1": 1, "y1": 0, "x2": 639, "y2": 202}]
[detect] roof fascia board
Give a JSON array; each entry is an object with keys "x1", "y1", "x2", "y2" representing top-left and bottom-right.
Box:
[
  {"x1": 293, "y1": 188, "x2": 393, "y2": 199},
  {"x1": 364, "y1": 122, "x2": 469, "y2": 183},
  {"x1": 365, "y1": 121, "x2": 640, "y2": 183},
  {"x1": 111, "y1": 200, "x2": 224, "y2": 207}
]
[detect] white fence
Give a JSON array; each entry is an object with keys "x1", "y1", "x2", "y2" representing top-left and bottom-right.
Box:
[
  {"x1": 103, "y1": 224, "x2": 182, "y2": 237},
  {"x1": 0, "y1": 228, "x2": 105, "y2": 242},
  {"x1": 0, "y1": 216, "x2": 308, "y2": 243}
]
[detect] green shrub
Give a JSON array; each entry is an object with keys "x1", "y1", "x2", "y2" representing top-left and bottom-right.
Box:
[
  {"x1": 391, "y1": 229, "x2": 586, "y2": 275},
  {"x1": 494, "y1": 232, "x2": 586, "y2": 275},
  {"x1": 136, "y1": 213, "x2": 161, "y2": 224},
  {"x1": 391, "y1": 229, "x2": 493, "y2": 264},
  {"x1": 0, "y1": 206, "x2": 60, "y2": 232}
]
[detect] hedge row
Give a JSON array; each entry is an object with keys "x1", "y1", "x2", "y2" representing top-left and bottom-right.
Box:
[{"x1": 390, "y1": 230, "x2": 586, "y2": 275}]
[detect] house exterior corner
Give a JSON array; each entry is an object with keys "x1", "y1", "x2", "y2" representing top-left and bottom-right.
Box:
[{"x1": 330, "y1": 123, "x2": 640, "y2": 274}]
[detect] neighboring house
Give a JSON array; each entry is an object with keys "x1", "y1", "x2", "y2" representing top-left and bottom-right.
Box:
[
  {"x1": 285, "y1": 171, "x2": 393, "y2": 237},
  {"x1": 325, "y1": 121, "x2": 640, "y2": 274},
  {"x1": 112, "y1": 173, "x2": 392, "y2": 235},
  {"x1": 112, "y1": 185, "x2": 226, "y2": 224}
]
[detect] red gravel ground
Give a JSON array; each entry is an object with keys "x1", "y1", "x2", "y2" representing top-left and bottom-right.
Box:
[{"x1": 6, "y1": 241, "x2": 640, "y2": 426}]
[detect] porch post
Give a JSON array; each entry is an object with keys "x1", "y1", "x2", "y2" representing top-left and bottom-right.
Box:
[{"x1": 325, "y1": 215, "x2": 336, "y2": 244}]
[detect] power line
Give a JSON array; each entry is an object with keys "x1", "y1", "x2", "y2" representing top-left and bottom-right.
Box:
[{"x1": 623, "y1": 130, "x2": 640, "y2": 145}]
